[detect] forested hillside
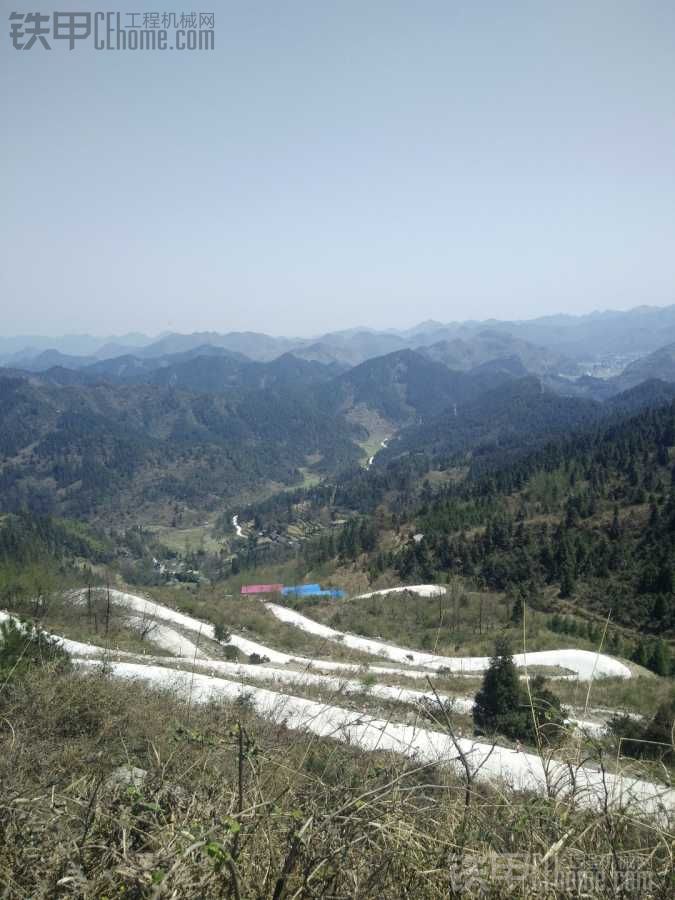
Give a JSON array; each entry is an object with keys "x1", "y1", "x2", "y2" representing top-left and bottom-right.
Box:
[
  {"x1": 0, "y1": 349, "x2": 533, "y2": 523},
  {"x1": 233, "y1": 389, "x2": 675, "y2": 662},
  {"x1": 243, "y1": 377, "x2": 675, "y2": 538},
  {"x1": 393, "y1": 400, "x2": 675, "y2": 639},
  {"x1": 0, "y1": 374, "x2": 364, "y2": 520},
  {"x1": 312, "y1": 349, "x2": 483, "y2": 424},
  {"x1": 383, "y1": 376, "x2": 601, "y2": 468},
  {"x1": 39, "y1": 348, "x2": 343, "y2": 393}
]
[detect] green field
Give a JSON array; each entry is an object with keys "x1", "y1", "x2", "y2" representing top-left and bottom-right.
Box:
[{"x1": 146, "y1": 521, "x2": 224, "y2": 555}]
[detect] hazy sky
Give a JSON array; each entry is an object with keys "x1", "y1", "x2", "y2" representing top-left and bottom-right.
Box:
[{"x1": 2, "y1": 1, "x2": 675, "y2": 337}]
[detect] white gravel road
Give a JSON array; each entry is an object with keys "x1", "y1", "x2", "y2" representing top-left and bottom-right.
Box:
[
  {"x1": 74, "y1": 659, "x2": 670, "y2": 816},
  {"x1": 265, "y1": 602, "x2": 632, "y2": 681}
]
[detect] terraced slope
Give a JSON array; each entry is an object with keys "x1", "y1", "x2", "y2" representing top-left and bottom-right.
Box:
[{"x1": 2, "y1": 588, "x2": 669, "y2": 817}]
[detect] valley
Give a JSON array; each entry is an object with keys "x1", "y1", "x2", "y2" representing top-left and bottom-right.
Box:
[
  {"x1": 2, "y1": 309, "x2": 675, "y2": 897},
  {"x1": 7, "y1": 7, "x2": 675, "y2": 891}
]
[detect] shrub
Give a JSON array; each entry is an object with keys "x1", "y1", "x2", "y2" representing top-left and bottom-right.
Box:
[
  {"x1": 611, "y1": 698, "x2": 675, "y2": 761},
  {"x1": 608, "y1": 713, "x2": 647, "y2": 758},
  {"x1": 0, "y1": 618, "x2": 70, "y2": 681},
  {"x1": 525, "y1": 674, "x2": 566, "y2": 743},
  {"x1": 213, "y1": 622, "x2": 231, "y2": 643}
]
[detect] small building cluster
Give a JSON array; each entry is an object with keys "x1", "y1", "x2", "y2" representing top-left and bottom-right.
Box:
[{"x1": 240, "y1": 582, "x2": 345, "y2": 598}]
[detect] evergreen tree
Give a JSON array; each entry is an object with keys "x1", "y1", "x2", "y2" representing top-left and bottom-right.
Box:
[
  {"x1": 559, "y1": 562, "x2": 576, "y2": 598},
  {"x1": 632, "y1": 639, "x2": 650, "y2": 668},
  {"x1": 510, "y1": 589, "x2": 524, "y2": 625},
  {"x1": 473, "y1": 638, "x2": 528, "y2": 739},
  {"x1": 650, "y1": 639, "x2": 672, "y2": 677}
]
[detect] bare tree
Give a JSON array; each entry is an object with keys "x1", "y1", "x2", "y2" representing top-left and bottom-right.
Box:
[{"x1": 104, "y1": 580, "x2": 111, "y2": 637}]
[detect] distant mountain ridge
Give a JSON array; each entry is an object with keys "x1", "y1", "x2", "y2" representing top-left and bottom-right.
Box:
[
  {"x1": 323, "y1": 349, "x2": 464, "y2": 425},
  {"x1": 28, "y1": 347, "x2": 344, "y2": 394},
  {"x1": 10, "y1": 326, "x2": 675, "y2": 433},
  {"x1": 417, "y1": 329, "x2": 577, "y2": 375},
  {"x1": 6, "y1": 303, "x2": 675, "y2": 371},
  {"x1": 614, "y1": 342, "x2": 675, "y2": 389},
  {"x1": 0, "y1": 332, "x2": 156, "y2": 366}
]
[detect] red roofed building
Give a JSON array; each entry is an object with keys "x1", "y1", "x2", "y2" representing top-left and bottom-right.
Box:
[{"x1": 240, "y1": 583, "x2": 283, "y2": 596}]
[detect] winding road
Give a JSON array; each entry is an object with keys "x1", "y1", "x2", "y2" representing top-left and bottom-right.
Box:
[{"x1": 2, "y1": 588, "x2": 664, "y2": 816}]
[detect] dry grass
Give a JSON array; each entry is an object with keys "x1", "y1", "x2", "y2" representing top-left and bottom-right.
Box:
[
  {"x1": 282, "y1": 587, "x2": 617, "y2": 659},
  {"x1": 142, "y1": 585, "x2": 383, "y2": 665},
  {"x1": 3, "y1": 588, "x2": 171, "y2": 658},
  {"x1": 2, "y1": 665, "x2": 673, "y2": 899}
]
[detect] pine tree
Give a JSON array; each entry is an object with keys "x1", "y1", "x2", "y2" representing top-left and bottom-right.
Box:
[
  {"x1": 650, "y1": 639, "x2": 672, "y2": 677},
  {"x1": 632, "y1": 639, "x2": 649, "y2": 668},
  {"x1": 559, "y1": 562, "x2": 576, "y2": 598},
  {"x1": 609, "y1": 506, "x2": 621, "y2": 540},
  {"x1": 510, "y1": 590, "x2": 524, "y2": 625},
  {"x1": 652, "y1": 593, "x2": 668, "y2": 624},
  {"x1": 473, "y1": 638, "x2": 527, "y2": 739}
]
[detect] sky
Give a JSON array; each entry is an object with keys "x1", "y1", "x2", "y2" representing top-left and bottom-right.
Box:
[{"x1": 2, "y1": 1, "x2": 675, "y2": 338}]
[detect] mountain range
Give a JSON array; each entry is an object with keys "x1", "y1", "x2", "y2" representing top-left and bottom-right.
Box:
[
  {"x1": 4, "y1": 304, "x2": 675, "y2": 527},
  {"x1": 5, "y1": 303, "x2": 675, "y2": 372},
  {"x1": 3, "y1": 338, "x2": 675, "y2": 524}
]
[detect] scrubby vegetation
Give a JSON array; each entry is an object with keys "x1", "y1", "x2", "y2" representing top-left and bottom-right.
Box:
[
  {"x1": 1, "y1": 652, "x2": 673, "y2": 898},
  {"x1": 281, "y1": 582, "x2": 629, "y2": 660},
  {"x1": 0, "y1": 617, "x2": 71, "y2": 680},
  {"x1": 609, "y1": 697, "x2": 675, "y2": 763}
]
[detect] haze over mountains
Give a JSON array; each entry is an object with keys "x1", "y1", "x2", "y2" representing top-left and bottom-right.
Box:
[
  {"x1": 3, "y1": 303, "x2": 675, "y2": 526},
  {"x1": 4, "y1": 303, "x2": 675, "y2": 373},
  {"x1": 4, "y1": 305, "x2": 675, "y2": 411}
]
